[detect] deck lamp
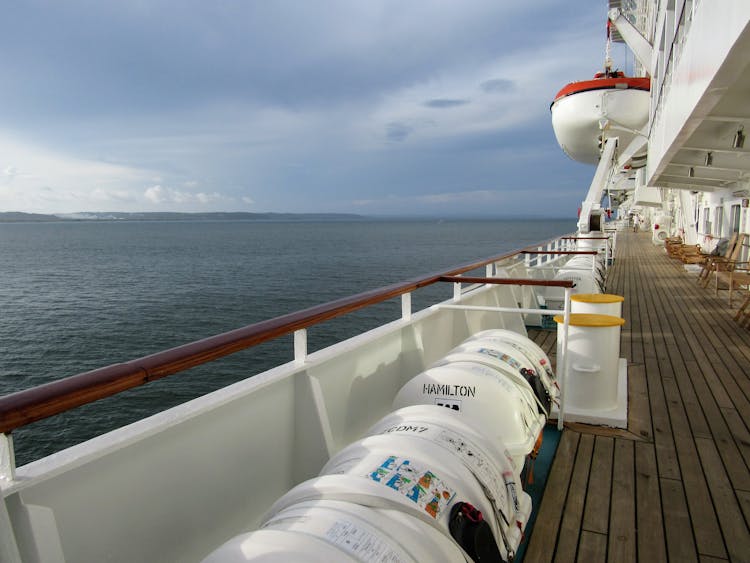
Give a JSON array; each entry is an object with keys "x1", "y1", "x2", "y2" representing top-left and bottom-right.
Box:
[
  {"x1": 688, "y1": 166, "x2": 695, "y2": 177},
  {"x1": 704, "y1": 152, "x2": 713, "y2": 166},
  {"x1": 733, "y1": 127, "x2": 745, "y2": 149}
]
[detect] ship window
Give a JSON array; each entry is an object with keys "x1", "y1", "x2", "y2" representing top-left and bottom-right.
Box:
[
  {"x1": 731, "y1": 204, "x2": 741, "y2": 233},
  {"x1": 703, "y1": 207, "x2": 711, "y2": 235},
  {"x1": 715, "y1": 207, "x2": 724, "y2": 237}
]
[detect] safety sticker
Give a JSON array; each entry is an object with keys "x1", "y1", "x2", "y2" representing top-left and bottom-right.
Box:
[
  {"x1": 476, "y1": 347, "x2": 533, "y2": 375},
  {"x1": 367, "y1": 456, "x2": 456, "y2": 519}
]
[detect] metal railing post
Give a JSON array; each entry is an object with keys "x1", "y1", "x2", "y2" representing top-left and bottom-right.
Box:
[
  {"x1": 558, "y1": 286, "x2": 573, "y2": 431},
  {"x1": 0, "y1": 433, "x2": 15, "y2": 481},
  {"x1": 401, "y1": 293, "x2": 412, "y2": 321},
  {"x1": 294, "y1": 329, "x2": 307, "y2": 365}
]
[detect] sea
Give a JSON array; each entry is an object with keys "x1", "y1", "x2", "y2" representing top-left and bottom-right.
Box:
[{"x1": 0, "y1": 218, "x2": 574, "y2": 466}]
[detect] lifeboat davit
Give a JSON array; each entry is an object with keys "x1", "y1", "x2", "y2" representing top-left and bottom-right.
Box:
[{"x1": 550, "y1": 71, "x2": 650, "y2": 165}]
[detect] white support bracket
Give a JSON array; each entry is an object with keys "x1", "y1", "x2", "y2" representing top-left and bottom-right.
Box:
[
  {"x1": 0, "y1": 433, "x2": 15, "y2": 482},
  {"x1": 401, "y1": 293, "x2": 412, "y2": 321},
  {"x1": 609, "y1": 7, "x2": 654, "y2": 73},
  {"x1": 294, "y1": 329, "x2": 307, "y2": 365},
  {"x1": 616, "y1": 133, "x2": 648, "y2": 171},
  {"x1": 580, "y1": 137, "x2": 619, "y2": 233},
  {"x1": 0, "y1": 498, "x2": 22, "y2": 563}
]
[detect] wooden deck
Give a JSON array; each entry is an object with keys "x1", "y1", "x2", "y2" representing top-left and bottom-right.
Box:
[{"x1": 524, "y1": 231, "x2": 750, "y2": 563}]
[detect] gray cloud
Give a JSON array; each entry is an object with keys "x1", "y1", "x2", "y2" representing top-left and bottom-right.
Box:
[
  {"x1": 386, "y1": 122, "x2": 414, "y2": 142},
  {"x1": 0, "y1": 1, "x2": 606, "y2": 215},
  {"x1": 481, "y1": 78, "x2": 515, "y2": 93},
  {"x1": 423, "y1": 99, "x2": 471, "y2": 109}
]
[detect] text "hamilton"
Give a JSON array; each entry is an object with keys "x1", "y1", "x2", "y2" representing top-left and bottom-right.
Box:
[{"x1": 423, "y1": 384, "x2": 476, "y2": 397}]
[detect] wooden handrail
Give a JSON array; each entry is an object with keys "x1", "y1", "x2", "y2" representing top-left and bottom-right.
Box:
[
  {"x1": 0, "y1": 232, "x2": 574, "y2": 434},
  {"x1": 439, "y1": 276, "x2": 575, "y2": 288},
  {"x1": 520, "y1": 250, "x2": 598, "y2": 255}
]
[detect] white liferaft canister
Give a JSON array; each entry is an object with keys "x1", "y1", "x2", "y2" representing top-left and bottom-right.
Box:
[
  {"x1": 202, "y1": 497, "x2": 467, "y2": 563},
  {"x1": 570, "y1": 293, "x2": 624, "y2": 317},
  {"x1": 575, "y1": 234, "x2": 606, "y2": 253},
  {"x1": 315, "y1": 431, "x2": 506, "y2": 560},
  {"x1": 263, "y1": 499, "x2": 466, "y2": 563},
  {"x1": 320, "y1": 434, "x2": 500, "y2": 534},
  {"x1": 554, "y1": 313, "x2": 625, "y2": 411},
  {"x1": 392, "y1": 362, "x2": 545, "y2": 466},
  {"x1": 450, "y1": 331, "x2": 558, "y2": 413},
  {"x1": 201, "y1": 529, "x2": 359, "y2": 562},
  {"x1": 554, "y1": 255, "x2": 601, "y2": 295},
  {"x1": 365, "y1": 405, "x2": 532, "y2": 554},
  {"x1": 466, "y1": 329, "x2": 556, "y2": 388},
  {"x1": 434, "y1": 350, "x2": 549, "y2": 418}
]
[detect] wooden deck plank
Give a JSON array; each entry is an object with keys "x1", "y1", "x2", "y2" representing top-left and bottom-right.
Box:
[
  {"x1": 577, "y1": 531, "x2": 608, "y2": 563},
  {"x1": 635, "y1": 441, "x2": 667, "y2": 563},
  {"x1": 627, "y1": 363, "x2": 652, "y2": 441},
  {"x1": 608, "y1": 439, "x2": 636, "y2": 563},
  {"x1": 644, "y1": 356, "x2": 681, "y2": 480},
  {"x1": 724, "y1": 410, "x2": 750, "y2": 486},
  {"x1": 582, "y1": 436, "x2": 614, "y2": 535},
  {"x1": 554, "y1": 434, "x2": 595, "y2": 563},
  {"x1": 738, "y1": 490, "x2": 750, "y2": 527},
  {"x1": 661, "y1": 477, "x2": 699, "y2": 562}
]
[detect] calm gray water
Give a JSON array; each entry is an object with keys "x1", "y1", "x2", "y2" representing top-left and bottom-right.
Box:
[{"x1": 0, "y1": 218, "x2": 573, "y2": 465}]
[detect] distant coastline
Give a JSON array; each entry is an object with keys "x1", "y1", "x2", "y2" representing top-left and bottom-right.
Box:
[
  {"x1": 0, "y1": 211, "x2": 366, "y2": 223},
  {"x1": 0, "y1": 211, "x2": 573, "y2": 223}
]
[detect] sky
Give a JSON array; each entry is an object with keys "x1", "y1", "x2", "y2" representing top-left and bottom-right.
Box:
[{"x1": 0, "y1": 1, "x2": 631, "y2": 217}]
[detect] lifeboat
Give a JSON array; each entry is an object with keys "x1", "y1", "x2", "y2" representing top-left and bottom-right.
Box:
[{"x1": 550, "y1": 71, "x2": 650, "y2": 165}]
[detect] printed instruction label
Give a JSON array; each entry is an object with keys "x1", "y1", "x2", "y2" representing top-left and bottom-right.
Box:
[{"x1": 325, "y1": 520, "x2": 407, "y2": 563}]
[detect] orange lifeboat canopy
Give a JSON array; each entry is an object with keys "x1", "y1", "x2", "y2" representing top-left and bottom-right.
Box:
[{"x1": 552, "y1": 73, "x2": 650, "y2": 105}]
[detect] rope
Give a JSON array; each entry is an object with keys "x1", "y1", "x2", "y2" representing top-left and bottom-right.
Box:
[{"x1": 605, "y1": 20, "x2": 613, "y2": 75}]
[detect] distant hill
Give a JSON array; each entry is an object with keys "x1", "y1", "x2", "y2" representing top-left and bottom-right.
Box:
[
  {"x1": 0, "y1": 211, "x2": 365, "y2": 223},
  {"x1": 0, "y1": 212, "x2": 64, "y2": 222}
]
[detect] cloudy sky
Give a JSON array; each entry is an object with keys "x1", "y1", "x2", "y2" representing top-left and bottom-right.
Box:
[{"x1": 0, "y1": 1, "x2": 630, "y2": 216}]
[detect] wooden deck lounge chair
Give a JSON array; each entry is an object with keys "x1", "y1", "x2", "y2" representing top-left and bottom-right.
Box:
[
  {"x1": 733, "y1": 293, "x2": 750, "y2": 327},
  {"x1": 698, "y1": 232, "x2": 742, "y2": 285},
  {"x1": 677, "y1": 244, "x2": 707, "y2": 264},
  {"x1": 714, "y1": 259, "x2": 750, "y2": 306},
  {"x1": 664, "y1": 236, "x2": 683, "y2": 258},
  {"x1": 700, "y1": 232, "x2": 746, "y2": 287}
]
